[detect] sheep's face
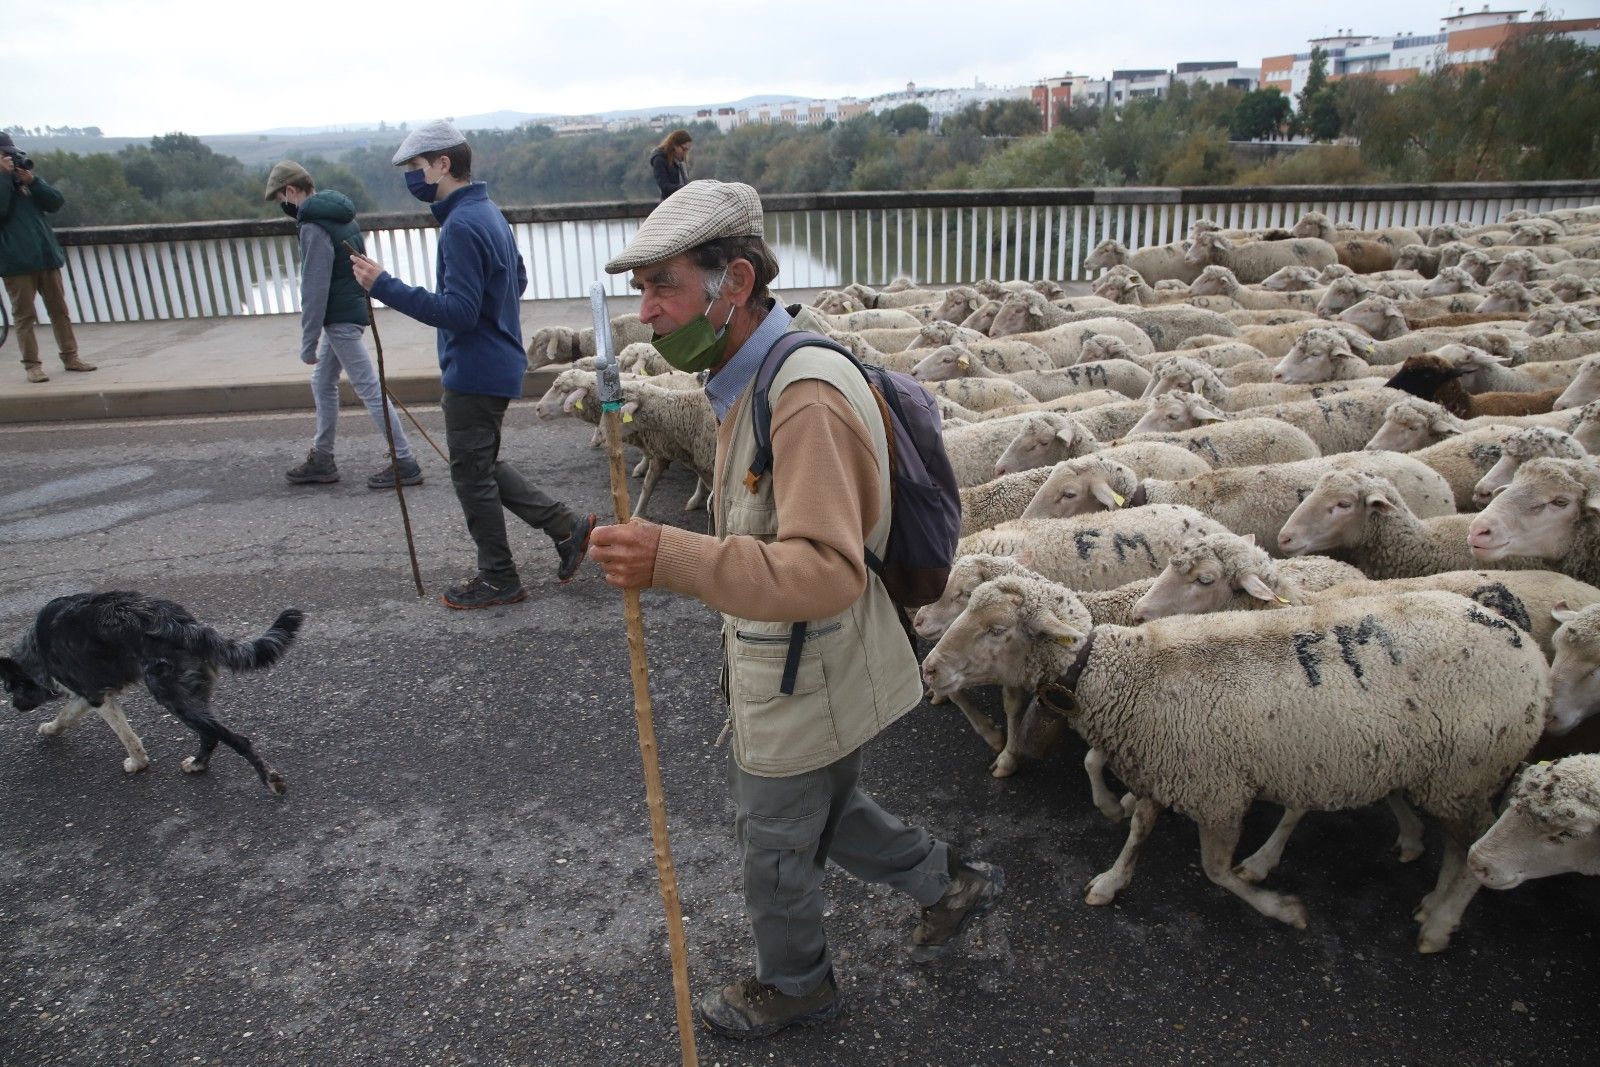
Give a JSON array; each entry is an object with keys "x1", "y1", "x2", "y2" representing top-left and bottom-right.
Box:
[
  {"x1": 1548, "y1": 606, "x2": 1600, "y2": 736},
  {"x1": 1555, "y1": 359, "x2": 1600, "y2": 412},
  {"x1": 534, "y1": 371, "x2": 594, "y2": 420},
  {"x1": 1274, "y1": 331, "x2": 1354, "y2": 385},
  {"x1": 933, "y1": 288, "x2": 981, "y2": 325},
  {"x1": 921, "y1": 579, "x2": 1085, "y2": 699},
  {"x1": 1421, "y1": 268, "x2": 1476, "y2": 297},
  {"x1": 1080, "y1": 335, "x2": 1131, "y2": 364},
  {"x1": 1469, "y1": 459, "x2": 1599, "y2": 563},
  {"x1": 1277, "y1": 473, "x2": 1395, "y2": 555},
  {"x1": 1020, "y1": 460, "x2": 1128, "y2": 521},
  {"x1": 1184, "y1": 231, "x2": 1227, "y2": 267},
  {"x1": 1435, "y1": 344, "x2": 1509, "y2": 390},
  {"x1": 912, "y1": 555, "x2": 1026, "y2": 641},
  {"x1": 1132, "y1": 557, "x2": 1230, "y2": 622},
  {"x1": 994, "y1": 419, "x2": 1077, "y2": 477},
  {"x1": 1259, "y1": 265, "x2": 1319, "y2": 292},
  {"x1": 1338, "y1": 296, "x2": 1408, "y2": 341},
  {"x1": 1364, "y1": 405, "x2": 1449, "y2": 453},
  {"x1": 987, "y1": 297, "x2": 1039, "y2": 338},
  {"x1": 1479, "y1": 282, "x2": 1532, "y2": 315},
  {"x1": 1573, "y1": 402, "x2": 1600, "y2": 453},
  {"x1": 1083, "y1": 240, "x2": 1126, "y2": 273},
  {"x1": 1547, "y1": 276, "x2": 1596, "y2": 304},
  {"x1": 527, "y1": 326, "x2": 580, "y2": 369},
  {"x1": 814, "y1": 290, "x2": 865, "y2": 314},
  {"x1": 1128, "y1": 393, "x2": 1221, "y2": 436},
  {"x1": 1093, "y1": 275, "x2": 1141, "y2": 305},
  {"x1": 911, "y1": 346, "x2": 972, "y2": 383},
  {"x1": 1188, "y1": 266, "x2": 1237, "y2": 298},
  {"x1": 1315, "y1": 277, "x2": 1370, "y2": 317},
  {"x1": 1487, "y1": 253, "x2": 1537, "y2": 285},
  {"x1": 1393, "y1": 246, "x2": 1434, "y2": 273},
  {"x1": 1456, "y1": 250, "x2": 1492, "y2": 282},
  {"x1": 1291, "y1": 212, "x2": 1334, "y2": 241},
  {"x1": 1141, "y1": 362, "x2": 1218, "y2": 402},
  {"x1": 1469, "y1": 793, "x2": 1600, "y2": 890}
]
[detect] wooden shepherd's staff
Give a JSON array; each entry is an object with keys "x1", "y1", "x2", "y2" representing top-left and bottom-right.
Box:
[
  {"x1": 347, "y1": 241, "x2": 426, "y2": 599},
  {"x1": 589, "y1": 283, "x2": 698, "y2": 1066}
]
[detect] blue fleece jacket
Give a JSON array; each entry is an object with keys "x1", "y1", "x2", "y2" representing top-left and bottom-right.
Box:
[{"x1": 371, "y1": 182, "x2": 528, "y2": 398}]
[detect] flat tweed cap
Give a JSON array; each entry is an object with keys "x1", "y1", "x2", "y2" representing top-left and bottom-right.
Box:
[
  {"x1": 605, "y1": 180, "x2": 764, "y2": 274},
  {"x1": 391, "y1": 119, "x2": 466, "y2": 166},
  {"x1": 263, "y1": 160, "x2": 312, "y2": 200}
]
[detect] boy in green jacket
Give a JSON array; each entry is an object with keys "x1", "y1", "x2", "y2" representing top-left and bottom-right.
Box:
[
  {"x1": 265, "y1": 161, "x2": 420, "y2": 489},
  {"x1": 0, "y1": 133, "x2": 94, "y2": 384}
]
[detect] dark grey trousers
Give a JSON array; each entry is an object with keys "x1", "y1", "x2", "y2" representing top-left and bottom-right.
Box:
[
  {"x1": 441, "y1": 389, "x2": 577, "y2": 585},
  {"x1": 728, "y1": 746, "x2": 951, "y2": 996}
]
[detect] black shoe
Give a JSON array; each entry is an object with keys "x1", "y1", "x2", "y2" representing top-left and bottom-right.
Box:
[
  {"x1": 905, "y1": 857, "x2": 1005, "y2": 963},
  {"x1": 554, "y1": 513, "x2": 597, "y2": 584},
  {"x1": 286, "y1": 449, "x2": 339, "y2": 485},
  {"x1": 441, "y1": 574, "x2": 527, "y2": 610},
  {"x1": 366, "y1": 457, "x2": 424, "y2": 490},
  {"x1": 697, "y1": 972, "x2": 841, "y2": 1040}
]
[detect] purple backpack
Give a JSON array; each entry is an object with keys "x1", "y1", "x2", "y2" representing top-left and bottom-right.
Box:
[{"x1": 750, "y1": 330, "x2": 962, "y2": 610}]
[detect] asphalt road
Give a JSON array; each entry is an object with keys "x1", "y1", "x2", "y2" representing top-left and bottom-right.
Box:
[{"x1": 1, "y1": 406, "x2": 1596, "y2": 1066}]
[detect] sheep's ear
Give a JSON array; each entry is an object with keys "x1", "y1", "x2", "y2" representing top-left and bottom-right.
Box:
[
  {"x1": 1585, "y1": 487, "x2": 1600, "y2": 517},
  {"x1": 1090, "y1": 478, "x2": 1124, "y2": 510},
  {"x1": 1240, "y1": 574, "x2": 1280, "y2": 603},
  {"x1": 1053, "y1": 427, "x2": 1078, "y2": 446},
  {"x1": 1195, "y1": 405, "x2": 1227, "y2": 424},
  {"x1": 1031, "y1": 609, "x2": 1087, "y2": 647},
  {"x1": 1365, "y1": 490, "x2": 1399, "y2": 513},
  {"x1": 562, "y1": 389, "x2": 586, "y2": 413},
  {"x1": 1188, "y1": 377, "x2": 1209, "y2": 395},
  {"x1": 620, "y1": 401, "x2": 640, "y2": 421},
  {"x1": 1551, "y1": 601, "x2": 1578, "y2": 624}
]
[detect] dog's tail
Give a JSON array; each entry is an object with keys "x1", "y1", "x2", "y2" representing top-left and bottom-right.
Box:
[{"x1": 164, "y1": 609, "x2": 305, "y2": 673}]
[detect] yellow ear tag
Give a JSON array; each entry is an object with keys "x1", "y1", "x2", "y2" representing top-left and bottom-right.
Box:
[
  {"x1": 957, "y1": 356, "x2": 970, "y2": 369},
  {"x1": 622, "y1": 411, "x2": 633, "y2": 423},
  {"x1": 1365, "y1": 343, "x2": 1376, "y2": 356},
  {"x1": 1054, "y1": 635, "x2": 1076, "y2": 647},
  {"x1": 574, "y1": 399, "x2": 584, "y2": 411},
  {"x1": 1275, "y1": 594, "x2": 1292, "y2": 604},
  {"x1": 1537, "y1": 759, "x2": 1552, "y2": 766},
  {"x1": 1111, "y1": 491, "x2": 1127, "y2": 506}
]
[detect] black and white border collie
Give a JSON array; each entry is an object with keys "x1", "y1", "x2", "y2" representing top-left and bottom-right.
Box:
[{"x1": 0, "y1": 592, "x2": 303, "y2": 794}]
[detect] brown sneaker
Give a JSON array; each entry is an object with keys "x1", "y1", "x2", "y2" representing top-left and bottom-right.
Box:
[
  {"x1": 61, "y1": 358, "x2": 97, "y2": 372},
  {"x1": 698, "y1": 972, "x2": 841, "y2": 1040},
  {"x1": 906, "y1": 856, "x2": 1005, "y2": 963},
  {"x1": 26, "y1": 365, "x2": 49, "y2": 383}
]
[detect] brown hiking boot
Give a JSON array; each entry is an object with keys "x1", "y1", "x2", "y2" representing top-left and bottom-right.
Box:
[
  {"x1": 26, "y1": 365, "x2": 49, "y2": 383},
  {"x1": 905, "y1": 856, "x2": 1005, "y2": 963},
  {"x1": 698, "y1": 972, "x2": 841, "y2": 1040},
  {"x1": 62, "y1": 357, "x2": 97, "y2": 372},
  {"x1": 285, "y1": 448, "x2": 339, "y2": 485}
]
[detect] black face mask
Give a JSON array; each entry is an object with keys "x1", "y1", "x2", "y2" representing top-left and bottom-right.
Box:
[{"x1": 280, "y1": 201, "x2": 299, "y2": 219}]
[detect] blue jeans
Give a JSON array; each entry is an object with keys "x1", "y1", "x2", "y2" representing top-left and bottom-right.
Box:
[{"x1": 310, "y1": 322, "x2": 413, "y2": 462}]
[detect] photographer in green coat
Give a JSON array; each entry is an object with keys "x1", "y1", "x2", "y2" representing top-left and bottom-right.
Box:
[{"x1": 0, "y1": 133, "x2": 94, "y2": 384}]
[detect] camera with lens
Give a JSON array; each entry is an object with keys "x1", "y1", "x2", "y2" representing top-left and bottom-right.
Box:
[{"x1": 3, "y1": 148, "x2": 33, "y2": 171}]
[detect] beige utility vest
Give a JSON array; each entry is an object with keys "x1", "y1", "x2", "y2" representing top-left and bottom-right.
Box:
[{"x1": 717, "y1": 343, "x2": 923, "y2": 777}]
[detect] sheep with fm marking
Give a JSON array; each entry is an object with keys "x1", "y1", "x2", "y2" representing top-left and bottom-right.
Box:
[
  {"x1": 1022, "y1": 451, "x2": 1455, "y2": 554},
  {"x1": 1279, "y1": 469, "x2": 1546, "y2": 579},
  {"x1": 922, "y1": 574, "x2": 1547, "y2": 952},
  {"x1": 959, "y1": 441, "x2": 1213, "y2": 535}
]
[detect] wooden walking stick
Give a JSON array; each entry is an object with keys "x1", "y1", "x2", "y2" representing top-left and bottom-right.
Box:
[
  {"x1": 348, "y1": 241, "x2": 426, "y2": 599},
  {"x1": 589, "y1": 283, "x2": 698, "y2": 1066}
]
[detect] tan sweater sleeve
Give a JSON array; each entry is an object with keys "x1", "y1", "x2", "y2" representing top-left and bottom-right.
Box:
[{"x1": 651, "y1": 379, "x2": 881, "y2": 622}]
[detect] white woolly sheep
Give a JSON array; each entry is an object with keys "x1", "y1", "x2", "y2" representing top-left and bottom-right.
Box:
[
  {"x1": 1513, "y1": 328, "x2": 1600, "y2": 364},
  {"x1": 1188, "y1": 266, "x2": 1322, "y2": 311},
  {"x1": 1120, "y1": 415, "x2": 1321, "y2": 469},
  {"x1": 1141, "y1": 356, "x2": 1390, "y2": 411},
  {"x1": 1006, "y1": 304, "x2": 1239, "y2": 354},
  {"x1": 1259, "y1": 265, "x2": 1323, "y2": 292},
  {"x1": 924, "y1": 576, "x2": 1547, "y2": 951},
  {"x1": 1186, "y1": 230, "x2": 1338, "y2": 285},
  {"x1": 1469, "y1": 754, "x2": 1600, "y2": 889},
  {"x1": 1472, "y1": 427, "x2": 1589, "y2": 506},
  {"x1": 1469, "y1": 458, "x2": 1600, "y2": 587},
  {"x1": 905, "y1": 319, "x2": 992, "y2": 350},
  {"x1": 1419, "y1": 266, "x2": 1484, "y2": 298},
  {"x1": 1554, "y1": 356, "x2": 1600, "y2": 411},
  {"x1": 1398, "y1": 425, "x2": 1554, "y2": 510},
  {"x1": 984, "y1": 310, "x2": 1158, "y2": 367},
  {"x1": 1082, "y1": 237, "x2": 1202, "y2": 285},
  {"x1": 1132, "y1": 388, "x2": 1407, "y2": 455},
  {"x1": 1271, "y1": 329, "x2": 1379, "y2": 384},
  {"x1": 1545, "y1": 604, "x2": 1600, "y2": 736},
  {"x1": 527, "y1": 314, "x2": 653, "y2": 369},
  {"x1": 915, "y1": 348, "x2": 1150, "y2": 401},
  {"x1": 925, "y1": 376, "x2": 1038, "y2": 412},
  {"x1": 1280, "y1": 470, "x2": 1543, "y2": 579},
  {"x1": 1080, "y1": 334, "x2": 1267, "y2": 373},
  {"x1": 909, "y1": 342, "x2": 1054, "y2": 380},
  {"x1": 1527, "y1": 304, "x2": 1600, "y2": 339},
  {"x1": 943, "y1": 413, "x2": 1097, "y2": 487}
]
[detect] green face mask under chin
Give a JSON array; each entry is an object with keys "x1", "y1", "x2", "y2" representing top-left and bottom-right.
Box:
[{"x1": 651, "y1": 297, "x2": 736, "y2": 373}]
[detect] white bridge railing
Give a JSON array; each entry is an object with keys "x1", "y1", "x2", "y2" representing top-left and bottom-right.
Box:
[{"x1": 50, "y1": 181, "x2": 1600, "y2": 324}]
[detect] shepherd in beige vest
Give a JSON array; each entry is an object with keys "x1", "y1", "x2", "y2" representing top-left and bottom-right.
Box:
[{"x1": 590, "y1": 181, "x2": 1004, "y2": 1042}]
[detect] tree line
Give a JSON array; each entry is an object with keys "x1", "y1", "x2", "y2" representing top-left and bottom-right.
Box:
[{"x1": 16, "y1": 31, "x2": 1596, "y2": 228}]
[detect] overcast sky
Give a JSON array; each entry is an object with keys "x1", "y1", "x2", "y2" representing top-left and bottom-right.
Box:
[{"x1": 8, "y1": 0, "x2": 1599, "y2": 136}]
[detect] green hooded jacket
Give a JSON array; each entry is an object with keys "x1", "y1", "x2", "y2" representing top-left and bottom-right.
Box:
[
  {"x1": 298, "y1": 190, "x2": 369, "y2": 327},
  {"x1": 0, "y1": 175, "x2": 67, "y2": 277}
]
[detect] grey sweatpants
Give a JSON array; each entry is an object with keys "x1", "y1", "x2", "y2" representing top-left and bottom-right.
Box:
[
  {"x1": 729, "y1": 746, "x2": 951, "y2": 996},
  {"x1": 310, "y1": 322, "x2": 413, "y2": 462}
]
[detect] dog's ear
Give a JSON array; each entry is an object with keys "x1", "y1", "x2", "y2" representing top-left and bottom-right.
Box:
[{"x1": 0, "y1": 656, "x2": 25, "y2": 691}]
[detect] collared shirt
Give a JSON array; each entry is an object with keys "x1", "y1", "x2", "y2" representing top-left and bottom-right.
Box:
[{"x1": 705, "y1": 299, "x2": 793, "y2": 422}]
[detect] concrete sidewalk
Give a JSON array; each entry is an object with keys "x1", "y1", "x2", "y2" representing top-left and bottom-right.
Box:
[{"x1": 0, "y1": 288, "x2": 833, "y2": 423}]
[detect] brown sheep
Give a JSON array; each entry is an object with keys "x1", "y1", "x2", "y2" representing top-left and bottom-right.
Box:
[
  {"x1": 1384, "y1": 354, "x2": 1565, "y2": 419},
  {"x1": 1334, "y1": 239, "x2": 1395, "y2": 274}
]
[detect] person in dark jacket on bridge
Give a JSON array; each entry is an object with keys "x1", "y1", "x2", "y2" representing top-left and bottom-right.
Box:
[
  {"x1": 350, "y1": 121, "x2": 595, "y2": 610},
  {"x1": 0, "y1": 132, "x2": 94, "y2": 384},
  {"x1": 650, "y1": 130, "x2": 692, "y2": 200},
  {"x1": 265, "y1": 161, "x2": 420, "y2": 490}
]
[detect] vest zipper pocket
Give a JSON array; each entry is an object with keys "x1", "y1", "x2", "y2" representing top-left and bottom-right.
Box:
[{"x1": 734, "y1": 622, "x2": 841, "y2": 645}]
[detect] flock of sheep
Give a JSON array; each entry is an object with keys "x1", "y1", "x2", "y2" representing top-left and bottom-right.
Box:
[{"x1": 527, "y1": 204, "x2": 1600, "y2": 956}]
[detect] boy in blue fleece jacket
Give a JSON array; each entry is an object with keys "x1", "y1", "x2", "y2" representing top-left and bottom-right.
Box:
[{"x1": 351, "y1": 121, "x2": 594, "y2": 609}]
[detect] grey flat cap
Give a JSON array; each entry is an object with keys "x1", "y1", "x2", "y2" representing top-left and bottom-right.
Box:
[
  {"x1": 605, "y1": 180, "x2": 764, "y2": 274},
  {"x1": 263, "y1": 160, "x2": 311, "y2": 200},
  {"x1": 391, "y1": 119, "x2": 466, "y2": 166}
]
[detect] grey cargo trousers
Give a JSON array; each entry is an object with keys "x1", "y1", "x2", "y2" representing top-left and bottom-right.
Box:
[{"x1": 728, "y1": 746, "x2": 953, "y2": 996}]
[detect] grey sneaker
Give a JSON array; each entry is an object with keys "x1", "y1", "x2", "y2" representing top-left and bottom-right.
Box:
[
  {"x1": 366, "y1": 457, "x2": 423, "y2": 490},
  {"x1": 441, "y1": 574, "x2": 527, "y2": 610},
  {"x1": 905, "y1": 856, "x2": 1005, "y2": 963},
  {"x1": 286, "y1": 449, "x2": 339, "y2": 485},
  {"x1": 698, "y1": 971, "x2": 841, "y2": 1040}
]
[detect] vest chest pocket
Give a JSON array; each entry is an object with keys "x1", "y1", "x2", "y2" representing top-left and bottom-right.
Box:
[
  {"x1": 730, "y1": 622, "x2": 842, "y2": 766},
  {"x1": 721, "y1": 492, "x2": 777, "y2": 539}
]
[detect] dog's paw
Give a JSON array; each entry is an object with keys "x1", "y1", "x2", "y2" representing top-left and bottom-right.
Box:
[
  {"x1": 37, "y1": 721, "x2": 61, "y2": 737},
  {"x1": 265, "y1": 770, "x2": 288, "y2": 796},
  {"x1": 180, "y1": 757, "x2": 208, "y2": 775},
  {"x1": 122, "y1": 756, "x2": 149, "y2": 774}
]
